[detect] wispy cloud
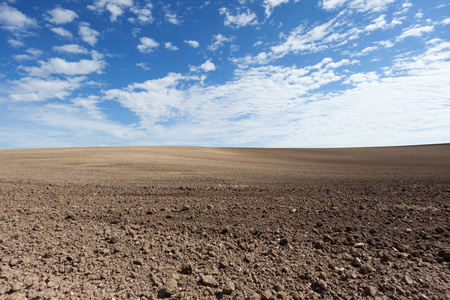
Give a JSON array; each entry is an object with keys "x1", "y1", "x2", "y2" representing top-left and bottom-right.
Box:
[
  {"x1": 50, "y1": 27, "x2": 73, "y2": 39},
  {"x1": 9, "y1": 76, "x2": 86, "y2": 102},
  {"x1": 397, "y1": 25, "x2": 434, "y2": 40},
  {"x1": 53, "y1": 44, "x2": 89, "y2": 54},
  {"x1": 320, "y1": 0, "x2": 396, "y2": 13},
  {"x1": 208, "y1": 34, "x2": 234, "y2": 51}
]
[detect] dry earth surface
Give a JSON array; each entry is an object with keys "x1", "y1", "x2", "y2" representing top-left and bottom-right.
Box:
[{"x1": 0, "y1": 145, "x2": 449, "y2": 300}]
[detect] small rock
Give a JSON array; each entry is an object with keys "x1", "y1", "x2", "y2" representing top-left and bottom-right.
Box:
[
  {"x1": 359, "y1": 265, "x2": 375, "y2": 275},
  {"x1": 181, "y1": 204, "x2": 190, "y2": 211},
  {"x1": 403, "y1": 274, "x2": 414, "y2": 285},
  {"x1": 200, "y1": 274, "x2": 218, "y2": 288},
  {"x1": 180, "y1": 263, "x2": 193, "y2": 274},
  {"x1": 207, "y1": 204, "x2": 214, "y2": 209},
  {"x1": 133, "y1": 259, "x2": 143, "y2": 266},
  {"x1": 222, "y1": 281, "x2": 235, "y2": 295},
  {"x1": 244, "y1": 253, "x2": 254, "y2": 263},
  {"x1": 351, "y1": 258, "x2": 362, "y2": 268},
  {"x1": 438, "y1": 249, "x2": 450, "y2": 262},
  {"x1": 279, "y1": 238, "x2": 289, "y2": 246},
  {"x1": 261, "y1": 289, "x2": 275, "y2": 300},
  {"x1": 435, "y1": 227, "x2": 445, "y2": 234},
  {"x1": 9, "y1": 258, "x2": 19, "y2": 267},
  {"x1": 312, "y1": 279, "x2": 327, "y2": 292},
  {"x1": 314, "y1": 241, "x2": 324, "y2": 250},
  {"x1": 160, "y1": 278, "x2": 177, "y2": 297},
  {"x1": 419, "y1": 294, "x2": 430, "y2": 300},
  {"x1": 363, "y1": 285, "x2": 377, "y2": 297}
]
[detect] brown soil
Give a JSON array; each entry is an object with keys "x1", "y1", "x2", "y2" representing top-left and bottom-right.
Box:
[{"x1": 0, "y1": 145, "x2": 449, "y2": 299}]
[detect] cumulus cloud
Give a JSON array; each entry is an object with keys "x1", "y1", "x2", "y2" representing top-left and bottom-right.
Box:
[
  {"x1": 88, "y1": 0, "x2": 133, "y2": 22},
  {"x1": 164, "y1": 42, "x2": 179, "y2": 51},
  {"x1": 21, "y1": 55, "x2": 105, "y2": 77},
  {"x1": 50, "y1": 27, "x2": 73, "y2": 38},
  {"x1": 45, "y1": 7, "x2": 78, "y2": 24},
  {"x1": 190, "y1": 60, "x2": 216, "y2": 73},
  {"x1": 129, "y1": 3, "x2": 153, "y2": 24},
  {"x1": 397, "y1": 25, "x2": 434, "y2": 40},
  {"x1": 0, "y1": 3, "x2": 37, "y2": 33},
  {"x1": 165, "y1": 12, "x2": 180, "y2": 25},
  {"x1": 9, "y1": 76, "x2": 86, "y2": 101},
  {"x1": 208, "y1": 34, "x2": 234, "y2": 51},
  {"x1": 219, "y1": 7, "x2": 258, "y2": 28},
  {"x1": 53, "y1": 44, "x2": 89, "y2": 54},
  {"x1": 365, "y1": 14, "x2": 402, "y2": 31},
  {"x1": 137, "y1": 37, "x2": 159, "y2": 53},
  {"x1": 79, "y1": 23, "x2": 100, "y2": 46},
  {"x1": 103, "y1": 41, "x2": 450, "y2": 147},
  {"x1": 185, "y1": 40, "x2": 200, "y2": 48}
]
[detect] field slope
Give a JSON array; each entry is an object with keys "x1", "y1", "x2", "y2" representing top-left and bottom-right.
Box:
[{"x1": 0, "y1": 145, "x2": 449, "y2": 299}]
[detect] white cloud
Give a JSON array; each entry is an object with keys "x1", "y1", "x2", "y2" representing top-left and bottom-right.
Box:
[
  {"x1": 397, "y1": 25, "x2": 434, "y2": 40},
  {"x1": 53, "y1": 44, "x2": 89, "y2": 54},
  {"x1": 320, "y1": 0, "x2": 396, "y2": 13},
  {"x1": 208, "y1": 34, "x2": 234, "y2": 51},
  {"x1": 364, "y1": 15, "x2": 401, "y2": 31},
  {"x1": 0, "y1": 3, "x2": 37, "y2": 33},
  {"x1": 270, "y1": 17, "x2": 345, "y2": 57},
  {"x1": 8, "y1": 38, "x2": 25, "y2": 47},
  {"x1": 164, "y1": 42, "x2": 179, "y2": 51},
  {"x1": 219, "y1": 7, "x2": 258, "y2": 28},
  {"x1": 190, "y1": 60, "x2": 216, "y2": 73},
  {"x1": 79, "y1": 23, "x2": 100, "y2": 46},
  {"x1": 343, "y1": 71, "x2": 379, "y2": 84},
  {"x1": 22, "y1": 56, "x2": 105, "y2": 77},
  {"x1": 129, "y1": 3, "x2": 153, "y2": 24},
  {"x1": 9, "y1": 76, "x2": 86, "y2": 101},
  {"x1": 103, "y1": 41, "x2": 450, "y2": 147},
  {"x1": 136, "y1": 62, "x2": 150, "y2": 71},
  {"x1": 14, "y1": 48, "x2": 43, "y2": 61},
  {"x1": 165, "y1": 12, "x2": 180, "y2": 25},
  {"x1": 262, "y1": 0, "x2": 293, "y2": 18},
  {"x1": 442, "y1": 17, "x2": 450, "y2": 26},
  {"x1": 50, "y1": 27, "x2": 73, "y2": 38},
  {"x1": 185, "y1": 40, "x2": 200, "y2": 48},
  {"x1": 88, "y1": 0, "x2": 133, "y2": 22},
  {"x1": 137, "y1": 37, "x2": 159, "y2": 53},
  {"x1": 45, "y1": 7, "x2": 78, "y2": 24}
]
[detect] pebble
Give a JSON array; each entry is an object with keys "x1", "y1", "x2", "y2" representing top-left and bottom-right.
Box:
[
  {"x1": 222, "y1": 280, "x2": 235, "y2": 295},
  {"x1": 160, "y1": 278, "x2": 178, "y2": 297},
  {"x1": 403, "y1": 274, "x2": 413, "y2": 285},
  {"x1": 363, "y1": 285, "x2": 377, "y2": 297},
  {"x1": 261, "y1": 289, "x2": 274, "y2": 300},
  {"x1": 200, "y1": 274, "x2": 219, "y2": 288}
]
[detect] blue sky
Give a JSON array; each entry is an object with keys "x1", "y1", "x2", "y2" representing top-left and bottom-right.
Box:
[{"x1": 0, "y1": 0, "x2": 449, "y2": 149}]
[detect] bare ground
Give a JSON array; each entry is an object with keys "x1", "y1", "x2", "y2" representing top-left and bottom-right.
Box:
[{"x1": 0, "y1": 145, "x2": 449, "y2": 299}]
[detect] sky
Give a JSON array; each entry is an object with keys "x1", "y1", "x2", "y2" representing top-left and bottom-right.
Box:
[{"x1": 0, "y1": 0, "x2": 449, "y2": 149}]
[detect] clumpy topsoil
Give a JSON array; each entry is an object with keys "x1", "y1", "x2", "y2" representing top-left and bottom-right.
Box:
[{"x1": 0, "y1": 145, "x2": 449, "y2": 299}]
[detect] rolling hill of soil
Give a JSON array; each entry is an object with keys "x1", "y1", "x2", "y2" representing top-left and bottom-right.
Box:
[{"x1": 0, "y1": 145, "x2": 449, "y2": 299}]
